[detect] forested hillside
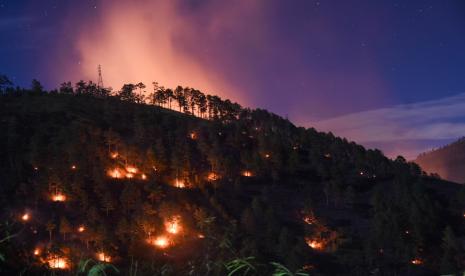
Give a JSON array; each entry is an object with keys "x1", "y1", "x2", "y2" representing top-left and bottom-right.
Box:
[
  {"x1": 0, "y1": 79, "x2": 464, "y2": 275},
  {"x1": 415, "y1": 138, "x2": 465, "y2": 184}
]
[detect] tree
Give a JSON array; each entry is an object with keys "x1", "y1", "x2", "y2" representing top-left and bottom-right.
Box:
[
  {"x1": 59, "y1": 217, "x2": 72, "y2": 240},
  {"x1": 46, "y1": 220, "x2": 56, "y2": 242},
  {"x1": 174, "y1": 86, "x2": 185, "y2": 112},
  {"x1": 119, "y1": 83, "x2": 136, "y2": 102},
  {"x1": 0, "y1": 75, "x2": 13, "y2": 92},
  {"x1": 31, "y1": 79, "x2": 43, "y2": 94},
  {"x1": 59, "y1": 81, "x2": 74, "y2": 94},
  {"x1": 102, "y1": 192, "x2": 115, "y2": 216},
  {"x1": 135, "y1": 82, "x2": 146, "y2": 103}
]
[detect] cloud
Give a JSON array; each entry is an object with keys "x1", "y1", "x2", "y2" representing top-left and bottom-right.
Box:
[{"x1": 310, "y1": 93, "x2": 465, "y2": 159}]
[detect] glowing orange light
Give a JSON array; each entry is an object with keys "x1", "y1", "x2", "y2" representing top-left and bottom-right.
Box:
[
  {"x1": 303, "y1": 216, "x2": 316, "y2": 225},
  {"x1": 78, "y1": 226, "x2": 85, "y2": 233},
  {"x1": 71, "y1": 165, "x2": 76, "y2": 170},
  {"x1": 47, "y1": 256, "x2": 69, "y2": 269},
  {"x1": 411, "y1": 258, "x2": 422, "y2": 265},
  {"x1": 97, "y1": 252, "x2": 111, "y2": 262},
  {"x1": 108, "y1": 168, "x2": 124, "y2": 179},
  {"x1": 197, "y1": 234, "x2": 205, "y2": 239},
  {"x1": 33, "y1": 248, "x2": 40, "y2": 256},
  {"x1": 141, "y1": 174, "x2": 147, "y2": 180},
  {"x1": 242, "y1": 170, "x2": 253, "y2": 177},
  {"x1": 22, "y1": 213, "x2": 29, "y2": 221},
  {"x1": 110, "y1": 152, "x2": 119, "y2": 159},
  {"x1": 207, "y1": 172, "x2": 218, "y2": 181},
  {"x1": 52, "y1": 193, "x2": 66, "y2": 202},
  {"x1": 165, "y1": 216, "x2": 182, "y2": 234},
  {"x1": 126, "y1": 166, "x2": 138, "y2": 174},
  {"x1": 125, "y1": 173, "x2": 134, "y2": 179},
  {"x1": 174, "y1": 179, "x2": 186, "y2": 188},
  {"x1": 305, "y1": 238, "x2": 324, "y2": 250},
  {"x1": 265, "y1": 154, "x2": 271, "y2": 158},
  {"x1": 189, "y1": 132, "x2": 197, "y2": 139},
  {"x1": 150, "y1": 236, "x2": 170, "y2": 249}
]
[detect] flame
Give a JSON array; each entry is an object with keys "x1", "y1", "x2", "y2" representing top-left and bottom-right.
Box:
[
  {"x1": 242, "y1": 170, "x2": 253, "y2": 177},
  {"x1": 126, "y1": 166, "x2": 138, "y2": 174},
  {"x1": 303, "y1": 216, "x2": 316, "y2": 225},
  {"x1": 110, "y1": 152, "x2": 119, "y2": 159},
  {"x1": 97, "y1": 252, "x2": 111, "y2": 262},
  {"x1": 33, "y1": 248, "x2": 40, "y2": 256},
  {"x1": 141, "y1": 174, "x2": 147, "y2": 180},
  {"x1": 305, "y1": 238, "x2": 324, "y2": 250},
  {"x1": 150, "y1": 235, "x2": 170, "y2": 249},
  {"x1": 197, "y1": 234, "x2": 205, "y2": 239},
  {"x1": 165, "y1": 216, "x2": 182, "y2": 234},
  {"x1": 22, "y1": 213, "x2": 29, "y2": 221},
  {"x1": 71, "y1": 165, "x2": 77, "y2": 170},
  {"x1": 207, "y1": 172, "x2": 219, "y2": 181},
  {"x1": 108, "y1": 168, "x2": 124, "y2": 179},
  {"x1": 174, "y1": 179, "x2": 186, "y2": 188},
  {"x1": 411, "y1": 258, "x2": 422, "y2": 265},
  {"x1": 52, "y1": 193, "x2": 66, "y2": 202},
  {"x1": 265, "y1": 153, "x2": 271, "y2": 158},
  {"x1": 189, "y1": 132, "x2": 197, "y2": 140},
  {"x1": 125, "y1": 173, "x2": 134, "y2": 179},
  {"x1": 78, "y1": 226, "x2": 85, "y2": 233},
  {"x1": 47, "y1": 256, "x2": 69, "y2": 269}
]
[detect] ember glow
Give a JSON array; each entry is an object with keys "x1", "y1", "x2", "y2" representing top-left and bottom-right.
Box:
[
  {"x1": 207, "y1": 172, "x2": 219, "y2": 181},
  {"x1": 242, "y1": 170, "x2": 253, "y2": 177},
  {"x1": 110, "y1": 152, "x2": 119, "y2": 159},
  {"x1": 71, "y1": 165, "x2": 76, "y2": 170},
  {"x1": 33, "y1": 248, "x2": 40, "y2": 256},
  {"x1": 411, "y1": 258, "x2": 422, "y2": 265},
  {"x1": 189, "y1": 132, "x2": 197, "y2": 140},
  {"x1": 78, "y1": 226, "x2": 85, "y2": 233},
  {"x1": 141, "y1": 174, "x2": 147, "y2": 180},
  {"x1": 52, "y1": 193, "x2": 66, "y2": 202},
  {"x1": 150, "y1": 235, "x2": 170, "y2": 249},
  {"x1": 47, "y1": 256, "x2": 69, "y2": 269},
  {"x1": 108, "y1": 168, "x2": 124, "y2": 179},
  {"x1": 21, "y1": 213, "x2": 29, "y2": 221},
  {"x1": 126, "y1": 166, "x2": 138, "y2": 174},
  {"x1": 125, "y1": 172, "x2": 135, "y2": 179},
  {"x1": 174, "y1": 179, "x2": 186, "y2": 188},
  {"x1": 97, "y1": 252, "x2": 111, "y2": 262},
  {"x1": 165, "y1": 216, "x2": 182, "y2": 234},
  {"x1": 305, "y1": 238, "x2": 324, "y2": 250}
]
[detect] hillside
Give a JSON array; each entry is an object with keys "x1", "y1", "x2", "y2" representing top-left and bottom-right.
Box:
[
  {"x1": 415, "y1": 138, "x2": 465, "y2": 184},
  {"x1": 0, "y1": 84, "x2": 464, "y2": 275}
]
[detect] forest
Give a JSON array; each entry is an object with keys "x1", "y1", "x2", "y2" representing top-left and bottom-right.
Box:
[{"x1": 0, "y1": 76, "x2": 464, "y2": 275}]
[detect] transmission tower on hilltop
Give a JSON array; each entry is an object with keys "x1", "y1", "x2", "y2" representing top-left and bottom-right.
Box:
[{"x1": 97, "y1": 64, "x2": 104, "y2": 89}]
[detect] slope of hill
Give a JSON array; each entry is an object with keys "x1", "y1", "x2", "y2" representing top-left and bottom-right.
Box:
[
  {"x1": 415, "y1": 138, "x2": 465, "y2": 184},
  {"x1": 0, "y1": 86, "x2": 464, "y2": 275}
]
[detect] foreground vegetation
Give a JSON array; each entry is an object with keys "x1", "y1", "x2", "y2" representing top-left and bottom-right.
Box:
[{"x1": 0, "y1": 77, "x2": 464, "y2": 275}]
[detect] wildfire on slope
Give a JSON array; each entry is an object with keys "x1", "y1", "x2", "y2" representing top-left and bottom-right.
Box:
[
  {"x1": 242, "y1": 170, "x2": 253, "y2": 177},
  {"x1": 305, "y1": 238, "x2": 325, "y2": 250},
  {"x1": 173, "y1": 178, "x2": 186, "y2": 188},
  {"x1": 207, "y1": 172, "x2": 219, "y2": 181},
  {"x1": 149, "y1": 235, "x2": 171, "y2": 249},
  {"x1": 51, "y1": 193, "x2": 66, "y2": 202}
]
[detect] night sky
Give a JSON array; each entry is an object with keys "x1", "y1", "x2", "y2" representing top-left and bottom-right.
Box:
[{"x1": 2, "y1": 0, "x2": 465, "y2": 159}]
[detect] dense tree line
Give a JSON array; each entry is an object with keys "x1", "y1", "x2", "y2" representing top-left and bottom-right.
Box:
[{"x1": 0, "y1": 77, "x2": 464, "y2": 275}]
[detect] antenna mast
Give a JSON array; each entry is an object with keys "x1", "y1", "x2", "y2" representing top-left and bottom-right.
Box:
[{"x1": 97, "y1": 64, "x2": 104, "y2": 89}]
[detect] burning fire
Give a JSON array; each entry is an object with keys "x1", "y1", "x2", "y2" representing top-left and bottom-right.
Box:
[
  {"x1": 305, "y1": 238, "x2": 324, "y2": 250},
  {"x1": 207, "y1": 172, "x2": 218, "y2": 181},
  {"x1": 125, "y1": 173, "x2": 134, "y2": 179},
  {"x1": 265, "y1": 153, "x2": 271, "y2": 158},
  {"x1": 52, "y1": 193, "x2": 66, "y2": 202},
  {"x1": 411, "y1": 258, "x2": 422, "y2": 265},
  {"x1": 150, "y1": 235, "x2": 170, "y2": 249},
  {"x1": 165, "y1": 216, "x2": 182, "y2": 234},
  {"x1": 97, "y1": 252, "x2": 111, "y2": 262},
  {"x1": 21, "y1": 213, "x2": 30, "y2": 221},
  {"x1": 197, "y1": 234, "x2": 205, "y2": 239},
  {"x1": 47, "y1": 256, "x2": 69, "y2": 269},
  {"x1": 126, "y1": 166, "x2": 138, "y2": 174},
  {"x1": 71, "y1": 165, "x2": 76, "y2": 170},
  {"x1": 33, "y1": 248, "x2": 40, "y2": 256},
  {"x1": 189, "y1": 132, "x2": 197, "y2": 140},
  {"x1": 242, "y1": 170, "x2": 253, "y2": 177},
  {"x1": 78, "y1": 226, "x2": 85, "y2": 233},
  {"x1": 110, "y1": 152, "x2": 119, "y2": 159},
  {"x1": 108, "y1": 168, "x2": 124, "y2": 179},
  {"x1": 141, "y1": 174, "x2": 147, "y2": 180},
  {"x1": 174, "y1": 179, "x2": 186, "y2": 188}
]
